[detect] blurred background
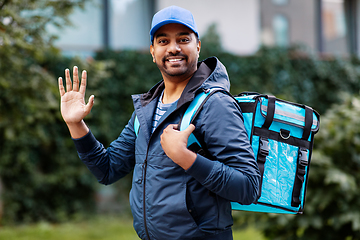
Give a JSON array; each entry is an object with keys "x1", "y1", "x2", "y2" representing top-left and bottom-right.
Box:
[{"x1": 1, "y1": 0, "x2": 360, "y2": 239}]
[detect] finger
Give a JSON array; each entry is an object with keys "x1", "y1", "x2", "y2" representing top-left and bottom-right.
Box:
[
  {"x1": 170, "y1": 124, "x2": 180, "y2": 130},
  {"x1": 65, "y1": 68, "x2": 72, "y2": 91},
  {"x1": 73, "y1": 66, "x2": 79, "y2": 91},
  {"x1": 79, "y1": 70, "x2": 87, "y2": 95},
  {"x1": 58, "y1": 77, "x2": 65, "y2": 96},
  {"x1": 163, "y1": 124, "x2": 178, "y2": 133},
  {"x1": 84, "y1": 95, "x2": 95, "y2": 115},
  {"x1": 183, "y1": 124, "x2": 195, "y2": 136}
]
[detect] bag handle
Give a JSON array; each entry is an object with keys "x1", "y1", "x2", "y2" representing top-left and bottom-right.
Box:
[
  {"x1": 302, "y1": 106, "x2": 313, "y2": 140},
  {"x1": 261, "y1": 95, "x2": 276, "y2": 129}
]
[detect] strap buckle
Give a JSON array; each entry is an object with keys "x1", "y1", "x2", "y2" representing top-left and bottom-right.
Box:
[
  {"x1": 259, "y1": 138, "x2": 269, "y2": 156},
  {"x1": 298, "y1": 148, "x2": 309, "y2": 167}
]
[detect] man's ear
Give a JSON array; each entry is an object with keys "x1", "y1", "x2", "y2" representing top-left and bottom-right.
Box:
[
  {"x1": 197, "y1": 40, "x2": 201, "y2": 58},
  {"x1": 150, "y1": 45, "x2": 155, "y2": 63}
]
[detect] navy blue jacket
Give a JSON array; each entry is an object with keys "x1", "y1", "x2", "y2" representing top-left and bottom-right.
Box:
[{"x1": 73, "y1": 57, "x2": 260, "y2": 240}]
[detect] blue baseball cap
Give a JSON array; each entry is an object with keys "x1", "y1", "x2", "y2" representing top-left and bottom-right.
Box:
[{"x1": 150, "y1": 5, "x2": 199, "y2": 42}]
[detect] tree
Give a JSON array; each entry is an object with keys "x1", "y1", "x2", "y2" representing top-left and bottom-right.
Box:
[
  {"x1": 199, "y1": 23, "x2": 223, "y2": 59},
  {"x1": 0, "y1": 0, "x2": 101, "y2": 223}
]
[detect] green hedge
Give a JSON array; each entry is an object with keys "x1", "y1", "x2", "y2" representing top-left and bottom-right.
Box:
[
  {"x1": 214, "y1": 47, "x2": 360, "y2": 115},
  {"x1": 91, "y1": 45, "x2": 360, "y2": 138}
]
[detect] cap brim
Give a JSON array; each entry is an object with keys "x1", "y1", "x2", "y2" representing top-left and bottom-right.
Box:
[{"x1": 150, "y1": 20, "x2": 198, "y2": 42}]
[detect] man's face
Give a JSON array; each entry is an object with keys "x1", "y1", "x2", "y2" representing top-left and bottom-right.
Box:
[{"x1": 150, "y1": 23, "x2": 201, "y2": 81}]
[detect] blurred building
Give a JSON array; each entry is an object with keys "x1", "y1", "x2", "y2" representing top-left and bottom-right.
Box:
[
  {"x1": 261, "y1": 0, "x2": 359, "y2": 56},
  {"x1": 49, "y1": 0, "x2": 360, "y2": 57}
]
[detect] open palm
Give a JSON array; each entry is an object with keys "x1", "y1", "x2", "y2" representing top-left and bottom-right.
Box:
[{"x1": 58, "y1": 66, "x2": 94, "y2": 124}]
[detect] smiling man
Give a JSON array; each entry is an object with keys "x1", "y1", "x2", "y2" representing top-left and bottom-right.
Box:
[
  {"x1": 58, "y1": 5, "x2": 260, "y2": 240},
  {"x1": 151, "y1": 23, "x2": 199, "y2": 78}
]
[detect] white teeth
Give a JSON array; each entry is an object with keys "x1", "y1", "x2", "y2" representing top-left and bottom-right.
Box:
[{"x1": 168, "y1": 58, "x2": 182, "y2": 62}]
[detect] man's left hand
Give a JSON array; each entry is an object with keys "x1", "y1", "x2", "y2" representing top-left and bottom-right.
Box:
[{"x1": 160, "y1": 124, "x2": 197, "y2": 170}]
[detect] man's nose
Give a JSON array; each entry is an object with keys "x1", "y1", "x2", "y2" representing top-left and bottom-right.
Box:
[{"x1": 167, "y1": 41, "x2": 181, "y2": 54}]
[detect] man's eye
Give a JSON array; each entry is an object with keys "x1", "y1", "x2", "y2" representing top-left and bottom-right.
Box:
[
  {"x1": 158, "y1": 39, "x2": 167, "y2": 44},
  {"x1": 180, "y1": 38, "x2": 190, "y2": 43}
]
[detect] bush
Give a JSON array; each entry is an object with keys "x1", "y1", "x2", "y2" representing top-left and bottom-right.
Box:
[
  {"x1": 92, "y1": 50, "x2": 161, "y2": 144},
  {"x1": 0, "y1": 0, "x2": 99, "y2": 224},
  {"x1": 212, "y1": 46, "x2": 360, "y2": 115}
]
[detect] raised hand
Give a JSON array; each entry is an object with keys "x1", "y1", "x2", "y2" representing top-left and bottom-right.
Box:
[
  {"x1": 58, "y1": 66, "x2": 94, "y2": 138},
  {"x1": 58, "y1": 66, "x2": 94, "y2": 124}
]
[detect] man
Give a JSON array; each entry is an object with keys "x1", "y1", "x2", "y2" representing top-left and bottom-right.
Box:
[{"x1": 58, "y1": 5, "x2": 260, "y2": 240}]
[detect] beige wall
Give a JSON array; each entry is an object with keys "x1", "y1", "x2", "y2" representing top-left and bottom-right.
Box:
[{"x1": 156, "y1": 0, "x2": 261, "y2": 55}]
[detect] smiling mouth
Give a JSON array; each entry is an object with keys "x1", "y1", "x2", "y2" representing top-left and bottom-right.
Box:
[{"x1": 167, "y1": 58, "x2": 184, "y2": 63}]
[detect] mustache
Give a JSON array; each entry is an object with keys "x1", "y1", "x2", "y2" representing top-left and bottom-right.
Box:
[{"x1": 162, "y1": 53, "x2": 188, "y2": 62}]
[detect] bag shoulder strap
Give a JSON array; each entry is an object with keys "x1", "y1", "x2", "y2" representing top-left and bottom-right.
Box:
[
  {"x1": 180, "y1": 87, "x2": 230, "y2": 149},
  {"x1": 134, "y1": 115, "x2": 140, "y2": 137},
  {"x1": 134, "y1": 87, "x2": 230, "y2": 146}
]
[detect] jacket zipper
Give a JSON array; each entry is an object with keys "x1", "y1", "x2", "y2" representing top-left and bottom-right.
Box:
[
  {"x1": 139, "y1": 105, "x2": 184, "y2": 240},
  {"x1": 142, "y1": 149, "x2": 150, "y2": 239}
]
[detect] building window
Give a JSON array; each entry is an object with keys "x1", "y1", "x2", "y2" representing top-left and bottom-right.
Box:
[
  {"x1": 321, "y1": 0, "x2": 348, "y2": 55},
  {"x1": 46, "y1": 0, "x2": 103, "y2": 57},
  {"x1": 272, "y1": 0, "x2": 289, "y2": 5},
  {"x1": 109, "y1": 0, "x2": 153, "y2": 50},
  {"x1": 319, "y1": 0, "x2": 358, "y2": 56},
  {"x1": 273, "y1": 14, "x2": 289, "y2": 46},
  {"x1": 47, "y1": 0, "x2": 154, "y2": 57}
]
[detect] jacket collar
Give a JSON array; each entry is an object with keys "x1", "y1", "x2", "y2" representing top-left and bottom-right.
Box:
[
  {"x1": 132, "y1": 57, "x2": 229, "y2": 141},
  {"x1": 176, "y1": 60, "x2": 212, "y2": 107}
]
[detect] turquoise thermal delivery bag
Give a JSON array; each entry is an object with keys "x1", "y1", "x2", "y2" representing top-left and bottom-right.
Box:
[
  {"x1": 179, "y1": 88, "x2": 320, "y2": 214},
  {"x1": 134, "y1": 88, "x2": 320, "y2": 214}
]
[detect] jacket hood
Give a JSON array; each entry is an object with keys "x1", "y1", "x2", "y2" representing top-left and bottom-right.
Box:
[
  {"x1": 139, "y1": 57, "x2": 230, "y2": 107},
  {"x1": 198, "y1": 56, "x2": 230, "y2": 91}
]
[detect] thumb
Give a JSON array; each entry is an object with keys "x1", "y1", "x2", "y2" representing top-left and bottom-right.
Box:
[
  {"x1": 182, "y1": 124, "x2": 195, "y2": 136},
  {"x1": 84, "y1": 95, "x2": 95, "y2": 114}
]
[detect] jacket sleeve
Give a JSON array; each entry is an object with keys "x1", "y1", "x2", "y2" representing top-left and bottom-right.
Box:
[
  {"x1": 72, "y1": 112, "x2": 137, "y2": 185},
  {"x1": 185, "y1": 92, "x2": 260, "y2": 205}
]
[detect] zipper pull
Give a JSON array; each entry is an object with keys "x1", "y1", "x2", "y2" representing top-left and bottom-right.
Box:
[{"x1": 138, "y1": 159, "x2": 147, "y2": 184}]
